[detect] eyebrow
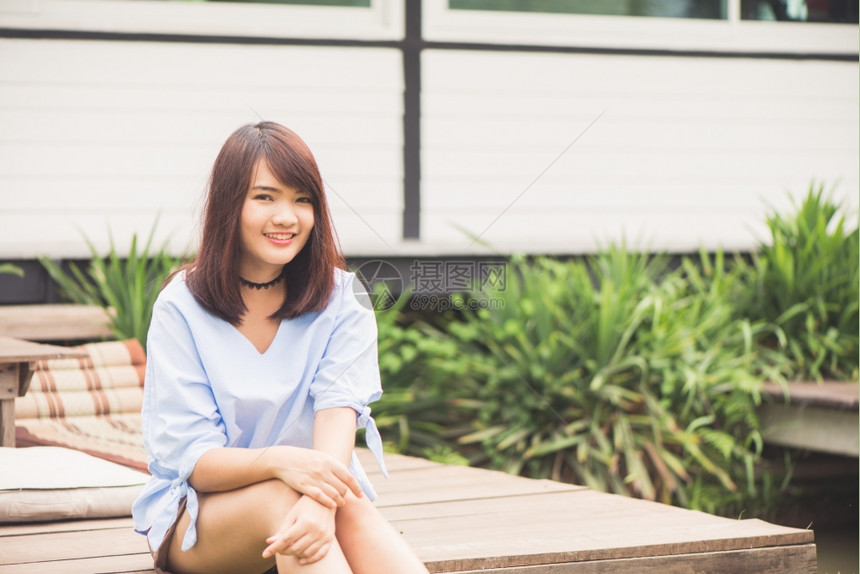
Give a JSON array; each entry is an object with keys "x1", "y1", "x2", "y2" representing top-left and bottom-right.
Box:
[{"x1": 250, "y1": 185, "x2": 311, "y2": 197}]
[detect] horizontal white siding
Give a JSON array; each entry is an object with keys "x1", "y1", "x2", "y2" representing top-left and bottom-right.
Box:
[
  {"x1": 421, "y1": 50, "x2": 859, "y2": 254},
  {"x1": 0, "y1": 33, "x2": 856, "y2": 261},
  {"x1": 0, "y1": 39, "x2": 404, "y2": 259}
]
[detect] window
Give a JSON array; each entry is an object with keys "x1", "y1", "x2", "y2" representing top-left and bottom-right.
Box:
[
  {"x1": 741, "y1": 0, "x2": 858, "y2": 22},
  {"x1": 450, "y1": 0, "x2": 727, "y2": 20},
  {"x1": 426, "y1": 0, "x2": 857, "y2": 54},
  {"x1": 451, "y1": 0, "x2": 858, "y2": 23},
  {"x1": 182, "y1": 0, "x2": 370, "y2": 6}
]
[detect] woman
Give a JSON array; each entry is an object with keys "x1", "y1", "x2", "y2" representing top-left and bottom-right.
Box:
[{"x1": 132, "y1": 122, "x2": 428, "y2": 574}]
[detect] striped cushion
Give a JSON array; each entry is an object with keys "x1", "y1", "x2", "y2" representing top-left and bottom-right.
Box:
[{"x1": 15, "y1": 340, "x2": 148, "y2": 472}]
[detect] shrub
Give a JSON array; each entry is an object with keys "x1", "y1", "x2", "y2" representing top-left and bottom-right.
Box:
[
  {"x1": 431, "y1": 247, "x2": 787, "y2": 511},
  {"x1": 371, "y1": 289, "x2": 478, "y2": 459},
  {"x1": 745, "y1": 184, "x2": 858, "y2": 381},
  {"x1": 39, "y1": 222, "x2": 182, "y2": 348},
  {"x1": 371, "y1": 185, "x2": 858, "y2": 517}
]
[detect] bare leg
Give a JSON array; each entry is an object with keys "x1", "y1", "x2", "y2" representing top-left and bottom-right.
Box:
[
  {"x1": 336, "y1": 493, "x2": 429, "y2": 574},
  {"x1": 276, "y1": 543, "x2": 351, "y2": 573},
  {"x1": 164, "y1": 479, "x2": 352, "y2": 574}
]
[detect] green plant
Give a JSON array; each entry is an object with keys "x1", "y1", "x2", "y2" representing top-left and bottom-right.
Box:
[
  {"x1": 429, "y1": 247, "x2": 787, "y2": 513},
  {"x1": 747, "y1": 184, "x2": 858, "y2": 381},
  {"x1": 370, "y1": 287, "x2": 478, "y2": 457},
  {"x1": 0, "y1": 263, "x2": 23, "y2": 277},
  {"x1": 640, "y1": 250, "x2": 789, "y2": 512},
  {"x1": 39, "y1": 222, "x2": 182, "y2": 347},
  {"x1": 447, "y1": 248, "x2": 662, "y2": 478},
  {"x1": 368, "y1": 186, "x2": 857, "y2": 518}
]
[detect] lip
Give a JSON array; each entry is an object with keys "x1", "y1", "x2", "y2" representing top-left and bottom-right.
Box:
[{"x1": 264, "y1": 232, "x2": 296, "y2": 245}]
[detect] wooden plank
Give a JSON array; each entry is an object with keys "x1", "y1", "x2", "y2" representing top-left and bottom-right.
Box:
[
  {"x1": 761, "y1": 381, "x2": 859, "y2": 411},
  {"x1": 0, "y1": 517, "x2": 133, "y2": 537},
  {"x1": 357, "y1": 448, "x2": 443, "y2": 473},
  {"x1": 0, "y1": 364, "x2": 16, "y2": 400},
  {"x1": 0, "y1": 525, "x2": 147, "y2": 565},
  {"x1": 0, "y1": 552, "x2": 155, "y2": 574},
  {"x1": 371, "y1": 464, "x2": 581, "y2": 507},
  {"x1": 0, "y1": 399, "x2": 14, "y2": 447},
  {"x1": 0, "y1": 338, "x2": 88, "y2": 446},
  {"x1": 0, "y1": 451, "x2": 817, "y2": 574},
  {"x1": 0, "y1": 362, "x2": 16, "y2": 446},
  {"x1": 760, "y1": 402, "x2": 859, "y2": 457},
  {"x1": 0, "y1": 337, "x2": 87, "y2": 364},
  {"x1": 387, "y1": 490, "x2": 814, "y2": 571},
  {"x1": 0, "y1": 305, "x2": 114, "y2": 342},
  {"x1": 448, "y1": 544, "x2": 818, "y2": 574}
]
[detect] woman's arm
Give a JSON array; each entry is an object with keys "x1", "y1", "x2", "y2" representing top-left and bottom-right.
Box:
[
  {"x1": 312, "y1": 407, "x2": 358, "y2": 465},
  {"x1": 261, "y1": 407, "x2": 361, "y2": 563},
  {"x1": 190, "y1": 444, "x2": 362, "y2": 508}
]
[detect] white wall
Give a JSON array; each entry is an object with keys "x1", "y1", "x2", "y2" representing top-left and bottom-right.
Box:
[
  {"x1": 0, "y1": 0, "x2": 856, "y2": 260},
  {"x1": 0, "y1": 39, "x2": 404, "y2": 259},
  {"x1": 421, "y1": 50, "x2": 859, "y2": 254}
]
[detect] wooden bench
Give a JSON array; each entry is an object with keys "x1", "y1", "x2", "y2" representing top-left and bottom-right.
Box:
[
  {"x1": 0, "y1": 449, "x2": 817, "y2": 573},
  {"x1": 0, "y1": 338, "x2": 87, "y2": 447},
  {"x1": 0, "y1": 304, "x2": 113, "y2": 342},
  {"x1": 0, "y1": 304, "x2": 821, "y2": 572}
]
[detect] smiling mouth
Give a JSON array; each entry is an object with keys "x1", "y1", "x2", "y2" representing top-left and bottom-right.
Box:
[{"x1": 265, "y1": 233, "x2": 295, "y2": 240}]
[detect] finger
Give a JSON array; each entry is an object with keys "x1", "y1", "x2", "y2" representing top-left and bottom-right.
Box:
[
  {"x1": 292, "y1": 481, "x2": 336, "y2": 508},
  {"x1": 331, "y1": 466, "x2": 363, "y2": 497},
  {"x1": 263, "y1": 533, "x2": 294, "y2": 559},
  {"x1": 317, "y1": 481, "x2": 345, "y2": 507},
  {"x1": 263, "y1": 523, "x2": 301, "y2": 558},
  {"x1": 295, "y1": 534, "x2": 326, "y2": 560},
  {"x1": 286, "y1": 533, "x2": 315, "y2": 558},
  {"x1": 262, "y1": 538, "x2": 283, "y2": 559},
  {"x1": 305, "y1": 486, "x2": 338, "y2": 509}
]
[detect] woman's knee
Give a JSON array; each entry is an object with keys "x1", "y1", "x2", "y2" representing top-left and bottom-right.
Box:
[{"x1": 334, "y1": 491, "x2": 377, "y2": 531}]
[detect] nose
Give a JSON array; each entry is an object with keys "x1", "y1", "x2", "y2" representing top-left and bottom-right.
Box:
[{"x1": 272, "y1": 201, "x2": 298, "y2": 226}]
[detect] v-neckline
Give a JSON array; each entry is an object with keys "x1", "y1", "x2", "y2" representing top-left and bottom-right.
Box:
[{"x1": 232, "y1": 319, "x2": 283, "y2": 356}]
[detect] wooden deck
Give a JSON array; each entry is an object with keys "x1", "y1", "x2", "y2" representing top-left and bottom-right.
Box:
[
  {"x1": 760, "y1": 381, "x2": 859, "y2": 457},
  {"x1": 0, "y1": 449, "x2": 816, "y2": 573}
]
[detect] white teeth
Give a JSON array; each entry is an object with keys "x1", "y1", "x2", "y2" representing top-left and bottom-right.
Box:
[{"x1": 266, "y1": 233, "x2": 294, "y2": 240}]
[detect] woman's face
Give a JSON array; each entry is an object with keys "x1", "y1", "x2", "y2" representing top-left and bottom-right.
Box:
[{"x1": 238, "y1": 157, "x2": 315, "y2": 281}]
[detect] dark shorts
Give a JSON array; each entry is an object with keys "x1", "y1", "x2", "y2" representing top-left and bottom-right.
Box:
[{"x1": 148, "y1": 498, "x2": 185, "y2": 574}]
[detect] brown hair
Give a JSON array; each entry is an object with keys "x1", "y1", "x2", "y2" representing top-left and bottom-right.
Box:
[{"x1": 181, "y1": 121, "x2": 344, "y2": 324}]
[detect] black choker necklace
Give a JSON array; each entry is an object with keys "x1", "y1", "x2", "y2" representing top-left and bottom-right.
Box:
[{"x1": 239, "y1": 271, "x2": 284, "y2": 290}]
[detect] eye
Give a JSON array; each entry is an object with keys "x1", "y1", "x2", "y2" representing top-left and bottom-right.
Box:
[
  {"x1": 253, "y1": 193, "x2": 274, "y2": 201},
  {"x1": 297, "y1": 195, "x2": 313, "y2": 204}
]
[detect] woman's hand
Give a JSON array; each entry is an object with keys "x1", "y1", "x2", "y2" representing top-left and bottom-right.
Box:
[
  {"x1": 264, "y1": 445, "x2": 362, "y2": 509},
  {"x1": 262, "y1": 495, "x2": 337, "y2": 565}
]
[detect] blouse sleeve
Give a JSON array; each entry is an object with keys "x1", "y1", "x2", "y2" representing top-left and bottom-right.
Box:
[
  {"x1": 309, "y1": 271, "x2": 387, "y2": 477},
  {"x1": 139, "y1": 289, "x2": 227, "y2": 551}
]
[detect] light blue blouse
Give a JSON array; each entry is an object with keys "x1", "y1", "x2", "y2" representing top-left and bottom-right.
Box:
[{"x1": 131, "y1": 268, "x2": 387, "y2": 553}]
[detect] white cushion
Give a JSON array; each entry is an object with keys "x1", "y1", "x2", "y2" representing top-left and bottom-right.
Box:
[{"x1": 0, "y1": 446, "x2": 147, "y2": 523}]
